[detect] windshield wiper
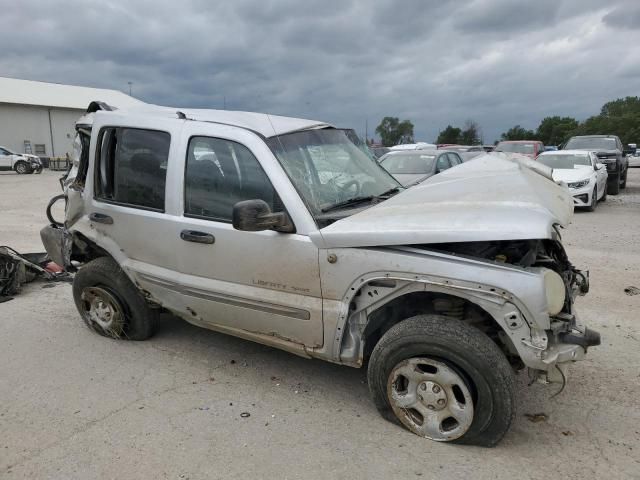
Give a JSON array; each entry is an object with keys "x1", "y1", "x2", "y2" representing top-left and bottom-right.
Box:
[
  {"x1": 320, "y1": 187, "x2": 402, "y2": 214},
  {"x1": 377, "y1": 187, "x2": 401, "y2": 197},
  {"x1": 321, "y1": 196, "x2": 374, "y2": 213}
]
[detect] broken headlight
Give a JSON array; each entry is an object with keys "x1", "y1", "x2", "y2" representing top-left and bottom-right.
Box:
[
  {"x1": 568, "y1": 179, "x2": 589, "y2": 189},
  {"x1": 543, "y1": 268, "x2": 566, "y2": 315}
]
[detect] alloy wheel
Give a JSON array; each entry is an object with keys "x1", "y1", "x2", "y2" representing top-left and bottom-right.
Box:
[
  {"x1": 80, "y1": 286, "x2": 126, "y2": 337},
  {"x1": 387, "y1": 357, "x2": 474, "y2": 441}
]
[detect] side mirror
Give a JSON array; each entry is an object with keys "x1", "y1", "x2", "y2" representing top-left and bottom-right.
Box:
[
  {"x1": 595, "y1": 163, "x2": 605, "y2": 170},
  {"x1": 232, "y1": 199, "x2": 293, "y2": 232}
]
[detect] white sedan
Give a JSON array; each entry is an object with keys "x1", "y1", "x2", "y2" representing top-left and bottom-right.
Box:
[{"x1": 537, "y1": 150, "x2": 608, "y2": 211}]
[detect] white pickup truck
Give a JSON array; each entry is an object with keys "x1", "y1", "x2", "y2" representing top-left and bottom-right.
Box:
[{"x1": 41, "y1": 101, "x2": 600, "y2": 446}]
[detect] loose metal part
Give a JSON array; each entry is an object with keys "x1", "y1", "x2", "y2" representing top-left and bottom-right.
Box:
[{"x1": 387, "y1": 357, "x2": 474, "y2": 441}]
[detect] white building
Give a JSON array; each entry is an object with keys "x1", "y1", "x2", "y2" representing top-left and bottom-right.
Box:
[{"x1": 0, "y1": 76, "x2": 142, "y2": 157}]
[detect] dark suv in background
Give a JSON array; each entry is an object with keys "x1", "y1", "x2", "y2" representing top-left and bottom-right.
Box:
[{"x1": 563, "y1": 135, "x2": 629, "y2": 194}]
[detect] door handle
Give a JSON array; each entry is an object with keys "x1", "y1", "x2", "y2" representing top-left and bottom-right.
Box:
[
  {"x1": 89, "y1": 212, "x2": 113, "y2": 224},
  {"x1": 180, "y1": 230, "x2": 215, "y2": 244}
]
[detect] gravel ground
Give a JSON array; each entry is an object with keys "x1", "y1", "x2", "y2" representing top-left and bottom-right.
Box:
[{"x1": 1, "y1": 169, "x2": 639, "y2": 479}]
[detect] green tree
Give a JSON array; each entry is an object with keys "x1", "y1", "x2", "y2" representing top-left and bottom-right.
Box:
[
  {"x1": 375, "y1": 117, "x2": 415, "y2": 146},
  {"x1": 500, "y1": 125, "x2": 536, "y2": 141},
  {"x1": 600, "y1": 96, "x2": 640, "y2": 117},
  {"x1": 536, "y1": 116, "x2": 579, "y2": 146},
  {"x1": 436, "y1": 125, "x2": 462, "y2": 144},
  {"x1": 460, "y1": 120, "x2": 481, "y2": 145}
]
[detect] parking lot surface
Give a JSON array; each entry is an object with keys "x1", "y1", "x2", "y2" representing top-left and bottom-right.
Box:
[{"x1": 1, "y1": 169, "x2": 639, "y2": 479}]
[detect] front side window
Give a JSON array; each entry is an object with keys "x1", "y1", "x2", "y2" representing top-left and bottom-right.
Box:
[
  {"x1": 184, "y1": 136, "x2": 278, "y2": 222},
  {"x1": 95, "y1": 128, "x2": 170, "y2": 211},
  {"x1": 266, "y1": 129, "x2": 400, "y2": 217}
]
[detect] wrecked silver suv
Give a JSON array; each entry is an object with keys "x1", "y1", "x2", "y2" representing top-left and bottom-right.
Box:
[{"x1": 42, "y1": 101, "x2": 600, "y2": 446}]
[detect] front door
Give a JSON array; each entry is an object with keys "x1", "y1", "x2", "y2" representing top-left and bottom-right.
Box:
[
  {"x1": 593, "y1": 154, "x2": 608, "y2": 197},
  {"x1": 172, "y1": 125, "x2": 323, "y2": 347},
  {"x1": 0, "y1": 148, "x2": 12, "y2": 170}
]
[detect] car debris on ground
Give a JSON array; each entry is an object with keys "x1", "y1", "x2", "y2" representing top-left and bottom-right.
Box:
[{"x1": 0, "y1": 246, "x2": 70, "y2": 302}]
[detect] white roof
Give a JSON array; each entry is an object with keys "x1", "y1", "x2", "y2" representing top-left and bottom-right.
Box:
[
  {"x1": 86, "y1": 103, "x2": 332, "y2": 138},
  {"x1": 389, "y1": 142, "x2": 437, "y2": 151},
  {"x1": 0, "y1": 76, "x2": 144, "y2": 110}
]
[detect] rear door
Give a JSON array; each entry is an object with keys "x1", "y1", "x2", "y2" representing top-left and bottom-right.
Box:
[
  {"x1": 168, "y1": 122, "x2": 323, "y2": 347},
  {"x1": 88, "y1": 115, "x2": 184, "y2": 286}
]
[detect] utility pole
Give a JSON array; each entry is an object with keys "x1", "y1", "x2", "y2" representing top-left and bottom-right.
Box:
[{"x1": 127, "y1": 81, "x2": 132, "y2": 96}]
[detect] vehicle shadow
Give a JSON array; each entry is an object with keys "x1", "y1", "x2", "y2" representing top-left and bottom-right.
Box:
[
  {"x1": 151, "y1": 311, "x2": 552, "y2": 447},
  {"x1": 153, "y1": 311, "x2": 370, "y2": 397}
]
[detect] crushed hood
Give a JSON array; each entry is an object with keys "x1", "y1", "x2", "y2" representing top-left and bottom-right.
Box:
[{"x1": 311, "y1": 153, "x2": 573, "y2": 249}]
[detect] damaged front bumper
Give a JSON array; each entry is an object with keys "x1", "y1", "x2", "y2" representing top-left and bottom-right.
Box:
[{"x1": 529, "y1": 312, "x2": 601, "y2": 384}]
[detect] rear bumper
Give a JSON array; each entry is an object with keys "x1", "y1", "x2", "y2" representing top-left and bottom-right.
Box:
[{"x1": 40, "y1": 225, "x2": 73, "y2": 270}]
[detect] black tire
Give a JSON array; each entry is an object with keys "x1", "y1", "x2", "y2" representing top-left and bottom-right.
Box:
[
  {"x1": 620, "y1": 168, "x2": 627, "y2": 189},
  {"x1": 609, "y1": 174, "x2": 620, "y2": 195},
  {"x1": 72, "y1": 256, "x2": 158, "y2": 340},
  {"x1": 601, "y1": 182, "x2": 607, "y2": 202},
  {"x1": 367, "y1": 315, "x2": 515, "y2": 447},
  {"x1": 586, "y1": 187, "x2": 597, "y2": 212},
  {"x1": 14, "y1": 161, "x2": 30, "y2": 174}
]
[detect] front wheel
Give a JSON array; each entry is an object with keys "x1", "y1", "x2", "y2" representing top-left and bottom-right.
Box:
[
  {"x1": 620, "y1": 168, "x2": 627, "y2": 189},
  {"x1": 586, "y1": 187, "x2": 597, "y2": 211},
  {"x1": 14, "y1": 161, "x2": 30, "y2": 174},
  {"x1": 367, "y1": 315, "x2": 515, "y2": 447}
]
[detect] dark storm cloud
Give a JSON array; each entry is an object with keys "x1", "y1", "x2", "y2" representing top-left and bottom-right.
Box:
[
  {"x1": 603, "y1": 3, "x2": 640, "y2": 30},
  {"x1": 0, "y1": 0, "x2": 637, "y2": 142}
]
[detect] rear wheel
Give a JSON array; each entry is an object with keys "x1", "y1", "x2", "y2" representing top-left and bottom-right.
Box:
[
  {"x1": 72, "y1": 257, "x2": 159, "y2": 340},
  {"x1": 367, "y1": 314, "x2": 515, "y2": 447},
  {"x1": 14, "y1": 161, "x2": 29, "y2": 174}
]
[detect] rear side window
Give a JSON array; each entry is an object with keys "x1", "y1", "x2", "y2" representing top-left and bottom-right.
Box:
[
  {"x1": 184, "y1": 136, "x2": 278, "y2": 222},
  {"x1": 95, "y1": 128, "x2": 170, "y2": 211}
]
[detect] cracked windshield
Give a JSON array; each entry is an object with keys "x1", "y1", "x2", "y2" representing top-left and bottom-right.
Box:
[{"x1": 266, "y1": 128, "x2": 400, "y2": 216}]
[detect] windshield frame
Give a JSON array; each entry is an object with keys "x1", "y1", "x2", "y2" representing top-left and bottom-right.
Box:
[
  {"x1": 380, "y1": 152, "x2": 437, "y2": 174},
  {"x1": 495, "y1": 142, "x2": 536, "y2": 154},
  {"x1": 538, "y1": 153, "x2": 593, "y2": 169},
  {"x1": 565, "y1": 137, "x2": 618, "y2": 150},
  {"x1": 265, "y1": 128, "x2": 402, "y2": 223}
]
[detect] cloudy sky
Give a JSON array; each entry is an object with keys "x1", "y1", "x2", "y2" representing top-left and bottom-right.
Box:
[{"x1": 1, "y1": 0, "x2": 639, "y2": 142}]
